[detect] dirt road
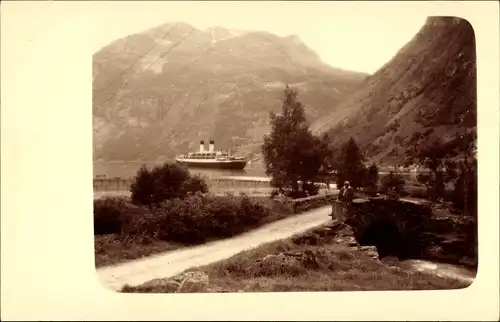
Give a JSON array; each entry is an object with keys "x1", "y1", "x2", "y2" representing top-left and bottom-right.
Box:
[{"x1": 96, "y1": 205, "x2": 333, "y2": 291}]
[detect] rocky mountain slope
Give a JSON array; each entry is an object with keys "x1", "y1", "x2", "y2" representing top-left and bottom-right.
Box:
[
  {"x1": 93, "y1": 22, "x2": 367, "y2": 161},
  {"x1": 311, "y1": 17, "x2": 477, "y2": 166}
]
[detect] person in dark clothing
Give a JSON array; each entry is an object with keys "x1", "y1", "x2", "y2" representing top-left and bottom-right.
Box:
[{"x1": 338, "y1": 180, "x2": 355, "y2": 204}]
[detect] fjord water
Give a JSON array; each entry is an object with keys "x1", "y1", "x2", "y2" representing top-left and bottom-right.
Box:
[
  {"x1": 94, "y1": 161, "x2": 420, "y2": 182},
  {"x1": 93, "y1": 160, "x2": 268, "y2": 180}
]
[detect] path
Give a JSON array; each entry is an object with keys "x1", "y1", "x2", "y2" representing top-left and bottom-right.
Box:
[{"x1": 97, "y1": 206, "x2": 333, "y2": 291}]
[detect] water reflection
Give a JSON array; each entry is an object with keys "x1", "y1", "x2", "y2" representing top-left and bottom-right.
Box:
[
  {"x1": 93, "y1": 161, "x2": 265, "y2": 179},
  {"x1": 93, "y1": 161, "x2": 420, "y2": 182}
]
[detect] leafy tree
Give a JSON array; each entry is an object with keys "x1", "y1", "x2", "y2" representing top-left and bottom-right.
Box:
[
  {"x1": 335, "y1": 137, "x2": 366, "y2": 189},
  {"x1": 452, "y1": 159, "x2": 477, "y2": 217},
  {"x1": 130, "y1": 162, "x2": 208, "y2": 206},
  {"x1": 130, "y1": 165, "x2": 155, "y2": 205},
  {"x1": 365, "y1": 163, "x2": 379, "y2": 196},
  {"x1": 315, "y1": 133, "x2": 337, "y2": 190},
  {"x1": 406, "y1": 138, "x2": 457, "y2": 201},
  {"x1": 262, "y1": 85, "x2": 328, "y2": 197},
  {"x1": 452, "y1": 139, "x2": 477, "y2": 217},
  {"x1": 380, "y1": 171, "x2": 406, "y2": 199}
]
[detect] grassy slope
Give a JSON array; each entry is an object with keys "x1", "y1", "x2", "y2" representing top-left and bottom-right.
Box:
[
  {"x1": 95, "y1": 234, "x2": 182, "y2": 268},
  {"x1": 123, "y1": 225, "x2": 469, "y2": 292}
]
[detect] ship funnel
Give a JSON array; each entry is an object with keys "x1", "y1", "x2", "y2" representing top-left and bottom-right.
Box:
[
  {"x1": 209, "y1": 140, "x2": 215, "y2": 153},
  {"x1": 199, "y1": 140, "x2": 205, "y2": 153}
]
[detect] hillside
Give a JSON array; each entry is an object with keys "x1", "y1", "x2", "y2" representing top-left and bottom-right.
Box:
[
  {"x1": 311, "y1": 17, "x2": 477, "y2": 166},
  {"x1": 93, "y1": 22, "x2": 367, "y2": 161}
]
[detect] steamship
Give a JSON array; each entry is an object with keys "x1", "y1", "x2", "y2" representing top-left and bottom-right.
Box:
[{"x1": 175, "y1": 140, "x2": 247, "y2": 170}]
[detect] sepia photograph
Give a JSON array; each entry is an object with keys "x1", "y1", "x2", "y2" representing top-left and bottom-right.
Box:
[{"x1": 91, "y1": 4, "x2": 479, "y2": 294}]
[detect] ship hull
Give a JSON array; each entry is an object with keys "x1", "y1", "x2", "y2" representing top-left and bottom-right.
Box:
[{"x1": 175, "y1": 158, "x2": 247, "y2": 170}]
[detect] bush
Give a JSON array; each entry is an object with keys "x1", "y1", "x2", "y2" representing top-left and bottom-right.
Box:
[
  {"x1": 93, "y1": 197, "x2": 145, "y2": 235},
  {"x1": 380, "y1": 171, "x2": 406, "y2": 199},
  {"x1": 182, "y1": 174, "x2": 209, "y2": 196},
  {"x1": 302, "y1": 182, "x2": 320, "y2": 196},
  {"x1": 130, "y1": 162, "x2": 209, "y2": 206},
  {"x1": 139, "y1": 194, "x2": 272, "y2": 244},
  {"x1": 452, "y1": 160, "x2": 477, "y2": 217}
]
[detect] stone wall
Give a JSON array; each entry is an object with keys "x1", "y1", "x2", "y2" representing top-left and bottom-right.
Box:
[{"x1": 331, "y1": 197, "x2": 477, "y2": 267}]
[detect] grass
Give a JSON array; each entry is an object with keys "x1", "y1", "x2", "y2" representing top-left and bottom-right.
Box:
[
  {"x1": 95, "y1": 234, "x2": 182, "y2": 268},
  {"x1": 121, "y1": 225, "x2": 471, "y2": 293}
]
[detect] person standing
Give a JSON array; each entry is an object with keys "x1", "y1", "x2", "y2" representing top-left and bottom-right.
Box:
[{"x1": 338, "y1": 180, "x2": 354, "y2": 204}]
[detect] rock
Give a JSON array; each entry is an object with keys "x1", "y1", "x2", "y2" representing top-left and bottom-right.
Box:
[
  {"x1": 251, "y1": 250, "x2": 321, "y2": 276},
  {"x1": 291, "y1": 233, "x2": 320, "y2": 245},
  {"x1": 206, "y1": 285, "x2": 226, "y2": 293},
  {"x1": 458, "y1": 256, "x2": 477, "y2": 267},
  {"x1": 380, "y1": 256, "x2": 400, "y2": 267},
  {"x1": 139, "y1": 278, "x2": 181, "y2": 292},
  {"x1": 327, "y1": 219, "x2": 349, "y2": 233},
  {"x1": 355, "y1": 245, "x2": 379, "y2": 260},
  {"x1": 285, "y1": 249, "x2": 320, "y2": 269},
  {"x1": 175, "y1": 271, "x2": 210, "y2": 293},
  {"x1": 335, "y1": 236, "x2": 358, "y2": 247}
]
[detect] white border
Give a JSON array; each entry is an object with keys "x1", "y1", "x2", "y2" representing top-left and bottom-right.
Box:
[{"x1": 1, "y1": 1, "x2": 499, "y2": 320}]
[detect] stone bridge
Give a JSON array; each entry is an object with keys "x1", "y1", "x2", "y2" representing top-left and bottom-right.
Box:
[{"x1": 330, "y1": 197, "x2": 477, "y2": 266}]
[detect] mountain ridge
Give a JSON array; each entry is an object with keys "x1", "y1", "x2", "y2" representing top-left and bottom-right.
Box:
[
  {"x1": 93, "y1": 22, "x2": 367, "y2": 161},
  {"x1": 311, "y1": 16, "x2": 476, "y2": 166}
]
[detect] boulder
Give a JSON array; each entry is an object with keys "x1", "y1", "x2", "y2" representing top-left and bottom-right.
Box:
[
  {"x1": 335, "y1": 236, "x2": 358, "y2": 247},
  {"x1": 250, "y1": 250, "x2": 321, "y2": 276},
  {"x1": 380, "y1": 256, "x2": 400, "y2": 267},
  {"x1": 136, "y1": 278, "x2": 181, "y2": 292},
  {"x1": 354, "y1": 245, "x2": 379, "y2": 261},
  {"x1": 175, "y1": 271, "x2": 210, "y2": 293}
]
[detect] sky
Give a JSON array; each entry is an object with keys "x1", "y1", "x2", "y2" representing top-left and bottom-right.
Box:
[{"x1": 88, "y1": 1, "x2": 429, "y2": 74}]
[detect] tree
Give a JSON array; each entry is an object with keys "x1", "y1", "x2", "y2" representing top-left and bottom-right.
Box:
[
  {"x1": 452, "y1": 159, "x2": 477, "y2": 217},
  {"x1": 181, "y1": 174, "x2": 209, "y2": 196},
  {"x1": 380, "y1": 171, "x2": 406, "y2": 199},
  {"x1": 452, "y1": 139, "x2": 477, "y2": 217},
  {"x1": 262, "y1": 85, "x2": 328, "y2": 197},
  {"x1": 365, "y1": 163, "x2": 379, "y2": 196},
  {"x1": 335, "y1": 137, "x2": 366, "y2": 189},
  {"x1": 130, "y1": 165, "x2": 155, "y2": 205},
  {"x1": 315, "y1": 133, "x2": 337, "y2": 190},
  {"x1": 130, "y1": 162, "x2": 208, "y2": 206},
  {"x1": 406, "y1": 138, "x2": 458, "y2": 201}
]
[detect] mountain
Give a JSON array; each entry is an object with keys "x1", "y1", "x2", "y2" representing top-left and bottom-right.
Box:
[
  {"x1": 93, "y1": 22, "x2": 367, "y2": 161},
  {"x1": 311, "y1": 17, "x2": 477, "y2": 166}
]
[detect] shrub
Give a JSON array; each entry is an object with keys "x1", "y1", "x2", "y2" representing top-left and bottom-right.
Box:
[
  {"x1": 417, "y1": 172, "x2": 446, "y2": 201},
  {"x1": 452, "y1": 160, "x2": 477, "y2": 217},
  {"x1": 181, "y1": 174, "x2": 209, "y2": 196},
  {"x1": 380, "y1": 171, "x2": 406, "y2": 199},
  {"x1": 302, "y1": 182, "x2": 320, "y2": 196},
  {"x1": 93, "y1": 197, "x2": 145, "y2": 235},
  {"x1": 143, "y1": 194, "x2": 272, "y2": 244},
  {"x1": 130, "y1": 162, "x2": 209, "y2": 206}
]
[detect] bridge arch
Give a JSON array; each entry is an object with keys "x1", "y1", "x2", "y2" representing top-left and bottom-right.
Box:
[{"x1": 357, "y1": 219, "x2": 404, "y2": 258}]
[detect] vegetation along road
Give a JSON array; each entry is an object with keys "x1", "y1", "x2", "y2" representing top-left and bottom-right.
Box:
[{"x1": 97, "y1": 205, "x2": 333, "y2": 291}]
